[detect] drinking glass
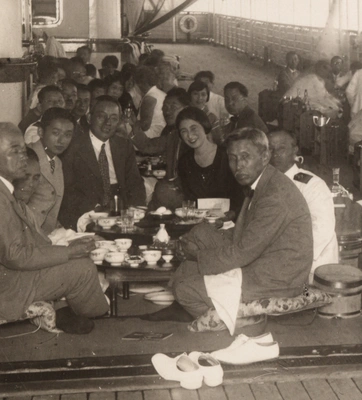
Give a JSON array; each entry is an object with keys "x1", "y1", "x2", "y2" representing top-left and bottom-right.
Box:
[{"x1": 182, "y1": 200, "x2": 196, "y2": 220}]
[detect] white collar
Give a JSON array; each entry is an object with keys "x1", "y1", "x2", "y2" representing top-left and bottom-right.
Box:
[
  {"x1": 89, "y1": 131, "x2": 109, "y2": 147},
  {"x1": 251, "y1": 169, "x2": 265, "y2": 190},
  {"x1": 288, "y1": 68, "x2": 297, "y2": 73},
  {"x1": 0, "y1": 176, "x2": 14, "y2": 194},
  {"x1": 284, "y1": 164, "x2": 299, "y2": 180}
]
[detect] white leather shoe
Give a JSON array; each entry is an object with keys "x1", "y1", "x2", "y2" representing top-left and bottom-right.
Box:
[
  {"x1": 210, "y1": 331, "x2": 273, "y2": 360},
  {"x1": 188, "y1": 352, "x2": 223, "y2": 387},
  {"x1": 151, "y1": 353, "x2": 203, "y2": 390},
  {"x1": 211, "y1": 339, "x2": 279, "y2": 365}
]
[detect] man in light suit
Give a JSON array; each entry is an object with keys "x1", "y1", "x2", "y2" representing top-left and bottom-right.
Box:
[
  {"x1": 59, "y1": 95, "x2": 146, "y2": 230},
  {"x1": 172, "y1": 128, "x2": 313, "y2": 318},
  {"x1": 0, "y1": 123, "x2": 108, "y2": 332},
  {"x1": 27, "y1": 107, "x2": 75, "y2": 235}
]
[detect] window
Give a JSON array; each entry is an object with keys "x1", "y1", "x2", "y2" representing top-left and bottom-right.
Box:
[{"x1": 32, "y1": 0, "x2": 63, "y2": 27}]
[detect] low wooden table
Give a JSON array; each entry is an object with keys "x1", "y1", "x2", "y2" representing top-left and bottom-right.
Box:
[{"x1": 101, "y1": 262, "x2": 177, "y2": 317}]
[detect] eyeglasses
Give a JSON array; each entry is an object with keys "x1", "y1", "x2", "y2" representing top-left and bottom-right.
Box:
[{"x1": 94, "y1": 112, "x2": 119, "y2": 124}]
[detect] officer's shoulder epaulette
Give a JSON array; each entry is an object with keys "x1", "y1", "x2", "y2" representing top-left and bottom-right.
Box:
[{"x1": 293, "y1": 172, "x2": 313, "y2": 184}]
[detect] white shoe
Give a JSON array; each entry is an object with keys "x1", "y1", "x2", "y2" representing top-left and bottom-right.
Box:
[
  {"x1": 188, "y1": 352, "x2": 223, "y2": 387},
  {"x1": 211, "y1": 331, "x2": 273, "y2": 360},
  {"x1": 151, "y1": 353, "x2": 203, "y2": 390},
  {"x1": 211, "y1": 339, "x2": 279, "y2": 365}
]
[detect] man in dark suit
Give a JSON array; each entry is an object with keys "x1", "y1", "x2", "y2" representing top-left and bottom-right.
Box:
[
  {"x1": 59, "y1": 95, "x2": 146, "y2": 230},
  {"x1": 0, "y1": 123, "x2": 108, "y2": 333},
  {"x1": 172, "y1": 127, "x2": 313, "y2": 318},
  {"x1": 277, "y1": 51, "x2": 300, "y2": 96}
]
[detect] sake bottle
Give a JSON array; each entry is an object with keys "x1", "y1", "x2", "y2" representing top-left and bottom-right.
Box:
[{"x1": 155, "y1": 224, "x2": 170, "y2": 244}]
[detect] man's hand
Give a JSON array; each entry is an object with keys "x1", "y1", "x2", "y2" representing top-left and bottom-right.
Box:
[
  {"x1": 67, "y1": 237, "x2": 96, "y2": 259},
  {"x1": 178, "y1": 236, "x2": 199, "y2": 261}
]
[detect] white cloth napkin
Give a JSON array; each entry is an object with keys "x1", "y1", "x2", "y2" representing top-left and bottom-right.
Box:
[
  {"x1": 48, "y1": 227, "x2": 94, "y2": 246},
  {"x1": 204, "y1": 268, "x2": 242, "y2": 336},
  {"x1": 77, "y1": 211, "x2": 95, "y2": 233}
]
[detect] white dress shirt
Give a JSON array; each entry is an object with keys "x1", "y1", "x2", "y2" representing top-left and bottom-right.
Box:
[
  {"x1": 0, "y1": 176, "x2": 14, "y2": 194},
  {"x1": 89, "y1": 131, "x2": 118, "y2": 184}
]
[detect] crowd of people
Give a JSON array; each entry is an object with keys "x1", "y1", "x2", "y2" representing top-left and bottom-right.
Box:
[{"x1": 0, "y1": 43, "x2": 346, "y2": 335}]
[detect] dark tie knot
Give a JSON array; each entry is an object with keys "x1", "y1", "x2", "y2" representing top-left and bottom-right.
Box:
[{"x1": 243, "y1": 186, "x2": 254, "y2": 198}]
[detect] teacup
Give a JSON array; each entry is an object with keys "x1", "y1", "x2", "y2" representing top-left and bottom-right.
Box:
[
  {"x1": 90, "y1": 248, "x2": 109, "y2": 265},
  {"x1": 104, "y1": 251, "x2": 126, "y2": 266},
  {"x1": 143, "y1": 250, "x2": 162, "y2": 265},
  {"x1": 115, "y1": 238, "x2": 133, "y2": 252},
  {"x1": 162, "y1": 254, "x2": 174, "y2": 263},
  {"x1": 98, "y1": 217, "x2": 117, "y2": 230},
  {"x1": 95, "y1": 240, "x2": 116, "y2": 250}
]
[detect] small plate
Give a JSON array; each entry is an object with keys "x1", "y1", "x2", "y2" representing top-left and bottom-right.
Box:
[{"x1": 151, "y1": 300, "x2": 174, "y2": 306}]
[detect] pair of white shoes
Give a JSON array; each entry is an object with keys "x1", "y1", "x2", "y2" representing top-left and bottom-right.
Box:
[
  {"x1": 151, "y1": 351, "x2": 223, "y2": 390},
  {"x1": 210, "y1": 332, "x2": 279, "y2": 365}
]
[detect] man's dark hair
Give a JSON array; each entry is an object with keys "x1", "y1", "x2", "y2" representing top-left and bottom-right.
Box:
[
  {"x1": 187, "y1": 80, "x2": 210, "y2": 102},
  {"x1": 224, "y1": 82, "x2": 248, "y2": 97},
  {"x1": 87, "y1": 78, "x2": 107, "y2": 93},
  {"x1": 91, "y1": 95, "x2": 121, "y2": 113},
  {"x1": 134, "y1": 65, "x2": 158, "y2": 87},
  {"x1": 37, "y1": 85, "x2": 63, "y2": 103},
  {"x1": 286, "y1": 51, "x2": 299, "y2": 61},
  {"x1": 76, "y1": 83, "x2": 91, "y2": 94},
  {"x1": 331, "y1": 55, "x2": 343, "y2": 64},
  {"x1": 70, "y1": 56, "x2": 86, "y2": 67},
  {"x1": 76, "y1": 45, "x2": 92, "y2": 55},
  {"x1": 225, "y1": 127, "x2": 269, "y2": 154},
  {"x1": 26, "y1": 147, "x2": 39, "y2": 162},
  {"x1": 194, "y1": 70, "x2": 215, "y2": 83},
  {"x1": 85, "y1": 63, "x2": 97, "y2": 78},
  {"x1": 175, "y1": 106, "x2": 212, "y2": 135},
  {"x1": 37, "y1": 62, "x2": 58, "y2": 82},
  {"x1": 40, "y1": 107, "x2": 76, "y2": 130},
  {"x1": 104, "y1": 74, "x2": 125, "y2": 89},
  {"x1": 59, "y1": 78, "x2": 78, "y2": 89},
  {"x1": 101, "y1": 55, "x2": 119, "y2": 69},
  {"x1": 166, "y1": 87, "x2": 190, "y2": 107}
]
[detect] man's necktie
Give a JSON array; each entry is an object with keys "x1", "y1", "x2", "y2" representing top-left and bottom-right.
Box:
[
  {"x1": 233, "y1": 187, "x2": 254, "y2": 244},
  {"x1": 229, "y1": 116, "x2": 239, "y2": 130},
  {"x1": 49, "y1": 159, "x2": 55, "y2": 174},
  {"x1": 98, "y1": 143, "x2": 112, "y2": 207}
]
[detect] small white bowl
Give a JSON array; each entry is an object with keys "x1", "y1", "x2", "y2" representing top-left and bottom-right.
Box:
[
  {"x1": 162, "y1": 254, "x2": 174, "y2": 263},
  {"x1": 205, "y1": 216, "x2": 218, "y2": 224},
  {"x1": 115, "y1": 238, "x2": 133, "y2": 252},
  {"x1": 98, "y1": 217, "x2": 118, "y2": 230},
  {"x1": 143, "y1": 250, "x2": 162, "y2": 265},
  {"x1": 90, "y1": 248, "x2": 109, "y2": 264},
  {"x1": 89, "y1": 211, "x2": 109, "y2": 221},
  {"x1": 104, "y1": 251, "x2": 126, "y2": 266},
  {"x1": 125, "y1": 255, "x2": 144, "y2": 268},
  {"x1": 153, "y1": 169, "x2": 166, "y2": 179},
  {"x1": 95, "y1": 240, "x2": 116, "y2": 250}
]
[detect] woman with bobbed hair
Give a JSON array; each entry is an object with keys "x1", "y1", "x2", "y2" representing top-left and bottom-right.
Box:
[
  {"x1": 134, "y1": 65, "x2": 166, "y2": 138},
  {"x1": 176, "y1": 107, "x2": 243, "y2": 213},
  {"x1": 187, "y1": 80, "x2": 218, "y2": 127}
]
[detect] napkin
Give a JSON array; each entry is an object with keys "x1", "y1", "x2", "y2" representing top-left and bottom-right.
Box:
[{"x1": 48, "y1": 227, "x2": 94, "y2": 246}]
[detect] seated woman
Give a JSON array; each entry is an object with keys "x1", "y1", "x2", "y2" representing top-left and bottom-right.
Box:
[
  {"x1": 187, "y1": 81, "x2": 218, "y2": 127},
  {"x1": 134, "y1": 66, "x2": 166, "y2": 139},
  {"x1": 176, "y1": 106, "x2": 244, "y2": 215}
]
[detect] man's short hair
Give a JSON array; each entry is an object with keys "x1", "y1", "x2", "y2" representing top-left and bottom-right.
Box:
[
  {"x1": 76, "y1": 83, "x2": 91, "y2": 94},
  {"x1": 165, "y1": 87, "x2": 190, "y2": 107},
  {"x1": 70, "y1": 56, "x2": 86, "y2": 67},
  {"x1": 40, "y1": 107, "x2": 76, "y2": 130},
  {"x1": 0, "y1": 123, "x2": 22, "y2": 139},
  {"x1": 175, "y1": 106, "x2": 212, "y2": 135},
  {"x1": 101, "y1": 55, "x2": 119, "y2": 69},
  {"x1": 37, "y1": 85, "x2": 63, "y2": 103},
  {"x1": 59, "y1": 78, "x2": 78, "y2": 89},
  {"x1": 331, "y1": 55, "x2": 343, "y2": 64},
  {"x1": 85, "y1": 64, "x2": 97, "y2": 78},
  {"x1": 87, "y1": 78, "x2": 107, "y2": 93},
  {"x1": 224, "y1": 82, "x2": 248, "y2": 97},
  {"x1": 76, "y1": 45, "x2": 92, "y2": 55},
  {"x1": 91, "y1": 95, "x2": 121, "y2": 113},
  {"x1": 104, "y1": 74, "x2": 124, "y2": 89},
  {"x1": 286, "y1": 51, "x2": 299, "y2": 62},
  {"x1": 194, "y1": 70, "x2": 215, "y2": 83},
  {"x1": 134, "y1": 65, "x2": 158, "y2": 87},
  {"x1": 37, "y1": 62, "x2": 58, "y2": 82},
  {"x1": 187, "y1": 80, "x2": 210, "y2": 102},
  {"x1": 225, "y1": 127, "x2": 269, "y2": 154},
  {"x1": 26, "y1": 147, "x2": 39, "y2": 162},
  {"x1": 268, "y1": 129, "x2": 297, "y2": 147}
]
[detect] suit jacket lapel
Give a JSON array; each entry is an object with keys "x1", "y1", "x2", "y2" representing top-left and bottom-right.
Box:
[{"x1": 78, "y1": 129, "x2": 102, "y2": 180}]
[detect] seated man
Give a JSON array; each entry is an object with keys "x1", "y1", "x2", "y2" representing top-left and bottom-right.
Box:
[
  {"x1": 59, "y1": 95, "x2": 146, "y2": 230},
  {"x1": 27, "y1": 107, "x2": 75, "y2": 235},
  {"x1": 211, "y1": 82, "x2": 268, "y2": 145},
  {"x1": 172, "y1": 128, "x2": 313, "y2": 326},
  {"x1": 0, "y1": 123, "x2": 108, "y2": 333},
  {"x1": 268, "y1": 130, "x2": 338, "y2": 283}
]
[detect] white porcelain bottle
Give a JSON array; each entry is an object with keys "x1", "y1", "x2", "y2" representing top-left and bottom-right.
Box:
[{"x1": 155, "y1": 224, "x2": 170, "y2": 244}]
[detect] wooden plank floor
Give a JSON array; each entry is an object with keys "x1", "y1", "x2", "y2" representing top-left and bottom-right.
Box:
[{"x1": 4, "y1": 378, "x2": 362, "y2": 400}]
